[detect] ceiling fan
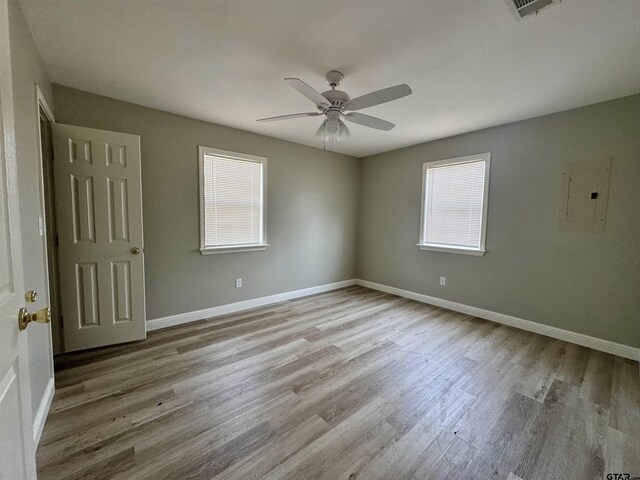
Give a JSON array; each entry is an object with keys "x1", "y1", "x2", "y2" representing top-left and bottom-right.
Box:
[{"x1": 257, "y1": 71, "x2": 412, "y2": 141}]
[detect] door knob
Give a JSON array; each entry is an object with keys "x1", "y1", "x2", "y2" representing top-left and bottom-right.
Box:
[
  {"x1": 131, "y1": 247, "x2": 141, "y2": 255},
  {"x1": 18, "y1": 307, "x2": 51, "y2": 331}
]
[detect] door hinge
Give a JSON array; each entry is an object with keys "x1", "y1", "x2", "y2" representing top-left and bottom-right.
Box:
[{"x1": 54, "y1": 234, "x2": 59, "y2": 247}]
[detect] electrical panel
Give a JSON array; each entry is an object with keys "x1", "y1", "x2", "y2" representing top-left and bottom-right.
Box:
[{"x1": 557, "y1": 158, "x2": 611, "y2": 232}]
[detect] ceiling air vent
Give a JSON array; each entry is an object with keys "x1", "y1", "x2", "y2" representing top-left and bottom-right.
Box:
[{"x1": 507, "y1": 0, "x2": 561, "y2": 19}]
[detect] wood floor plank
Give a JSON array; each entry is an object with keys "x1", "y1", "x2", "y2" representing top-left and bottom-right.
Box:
[
  {"x1": 609, "y1": 356, "x2": 640, "y2": 438},
  {"x1": 605, "y1": 426, "x2": 640, "y2": 477},
  {"x1": 212, "y1": 414, "x2": 329, "y2": 480},
  {"x1": 580, "y1": 349, "x2": 615, "y2": 409},
  {"x1": 460, "y1": 392, "x2": 544, "y2": 480},
  {"x1": 36, "y1": 286, "x2": 639, "y2": 480},
  {"x1": 411, "y1": 432, "x2": 476, "y2": 480}
]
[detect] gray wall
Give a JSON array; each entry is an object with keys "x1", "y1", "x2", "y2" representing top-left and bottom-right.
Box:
[
  {"x1": 52, "y1": 85, "x2": 359, "y2": 322},
  {"x1": 358, "y1": 94, "x2": 640, "y2": 348},
  {"x1": 51, "y1": 86, "x2": 640, "y2": 350},
  {"x1": 9, "y1": 0, "x2": 54, "y2": 420}
]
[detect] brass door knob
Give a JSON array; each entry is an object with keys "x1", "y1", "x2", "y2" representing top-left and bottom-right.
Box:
[
  {"x1": 131, "y1": 247, "x2": 141, "y2": 255},
  {"x1": 18, "y1": 307, "x2": 51, "y2": 331}
]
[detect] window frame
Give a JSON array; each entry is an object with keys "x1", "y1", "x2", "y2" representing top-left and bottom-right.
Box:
[
  {"x1": 418, "y1": 152, "x2": 491, "y2": 256},
  {"x1": 198, "y1": 146, "x2": 268, "y2": 255}
]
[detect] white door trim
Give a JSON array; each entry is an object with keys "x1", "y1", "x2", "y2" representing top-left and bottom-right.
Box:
[
  {"x1": 35, "y1": 85, "x2": 54, "y2": 123},
  {"x1": 32, "y1": 84, "x2": 56, "y2": 442}
]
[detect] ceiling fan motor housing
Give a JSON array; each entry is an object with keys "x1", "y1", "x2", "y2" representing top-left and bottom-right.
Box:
[
  {"x1": 321, "y1": 70, "x2": 350, "y2": 109},
  {"x1": 321, "y1": 89, "x2": 350, "y2": 109}
]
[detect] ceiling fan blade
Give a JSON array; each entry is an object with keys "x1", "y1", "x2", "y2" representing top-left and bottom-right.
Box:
[
  {"x1": 257, "y1": 112, "x2": 321, "y2": 122},
  {"x1": 343, "y1": 112, "x2": 395, "y2": 131},
  {"x1": 345, "y1": 84, "x2": 412, "y2": 111},
  {"x1": 284, "y1": 78, "x2": 331, "y2": 108}
]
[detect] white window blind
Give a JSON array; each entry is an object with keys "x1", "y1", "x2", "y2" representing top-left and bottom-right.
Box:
[
  {"x1": 200, "y1": 149, "x2": 265, "y2": 250},
  {"x1": 421, "y1": 154, "x2": 490, "y2": 253}
]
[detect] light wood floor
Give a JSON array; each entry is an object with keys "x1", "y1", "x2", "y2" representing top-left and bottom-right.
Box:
[{"x1": 38, "y1": 286, "x2": 639, "y2": 480}]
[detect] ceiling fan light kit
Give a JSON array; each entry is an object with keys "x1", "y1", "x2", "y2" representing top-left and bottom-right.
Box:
[
  {"x1": 315, "y1": 114, "x2": 350, "y2": 143},
  {"x1": 257, "y1": 70, "x2": 412, "y2": 142}
]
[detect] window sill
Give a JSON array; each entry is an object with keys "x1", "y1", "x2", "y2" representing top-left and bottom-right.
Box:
[
  {"x1": 417, "y1": 244, "x2": 486, "y2": 256},
  {"x1": 200, "y1": 244, "x2": 269, "y2": 255}
]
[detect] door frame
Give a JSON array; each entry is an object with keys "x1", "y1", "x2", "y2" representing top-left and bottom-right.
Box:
[{"x1": 31, "y1": 84, "x2": 56, "y2": 444}]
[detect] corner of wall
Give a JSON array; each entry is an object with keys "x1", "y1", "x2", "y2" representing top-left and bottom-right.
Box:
[{"x1": 354, "y1": 155, "x2": 368, "y2": 279}]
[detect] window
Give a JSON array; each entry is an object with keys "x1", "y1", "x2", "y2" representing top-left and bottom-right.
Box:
[
  {"x1": 199, "y1": 146, "x2": 267, "y2": 254},
  {"x1": 419, "y1": 153, "x2": 490, "y2": 256}
]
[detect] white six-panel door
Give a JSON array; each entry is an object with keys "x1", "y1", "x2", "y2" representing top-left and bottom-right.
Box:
[
  {"x1": 52, "y1": 124, "x2": 146, "y2": 352},
  {"x1": 0, "y1": 0, "x2": 36, "y2": 476}
]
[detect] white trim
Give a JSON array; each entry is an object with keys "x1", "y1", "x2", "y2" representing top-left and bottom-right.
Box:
[
  {"x1": 199, "y1": 146, "x2": 265, "y2": 164},
  {"x1": 36, "y1": 85, "x2": 54, "y2": 123},
  {"x1": 504, "y1": 0, "x2": 563, "y2": 21},
  {"x1": 417, "y1": 244, "x2": 486, "y2": 256},
  {"x1": 146, "y1": 276, "x2": 639, "y2": 361},
  {"x1": 147, "y1": 279, "x2": 357, "y2": 331},
  {"x1": 198, "y1": 145, "x2": 267, "y2": 254},
  {"x1": 200, "y1": 243, "x2": 269, "y2": 255},
  {"x1": 356, "y1": 279, "x2": 640, "y2": 361},
  {"x1": 33, "y1": 84, "x2": 57, "y2": 427},
  {"x1": 32, "y1": 378, "x2": 54, "y2": 445},
  {"x1": 34, "y1": 85, "x2": 55, "y2": 355},
  {"x1": 420, "y1": 152, "x2": 491, "y2": 254}
]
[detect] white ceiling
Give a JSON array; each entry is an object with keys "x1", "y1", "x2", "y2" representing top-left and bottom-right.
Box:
[{"x1": 20, "y1": 0, "x2": 640, "y2": 157}]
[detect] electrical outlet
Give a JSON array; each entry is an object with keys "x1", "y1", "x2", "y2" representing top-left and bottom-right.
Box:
[
  {"x1": 235, "y1": 278, "x2": 242, "y2": 288},
  {"x1": 440, "y1": 276, "x2": 446, "y2": 286}
]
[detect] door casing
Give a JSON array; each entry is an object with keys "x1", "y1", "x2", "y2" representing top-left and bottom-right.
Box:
[{"x1": 35, "y1": 85, "x2": 62, "y2": 356}]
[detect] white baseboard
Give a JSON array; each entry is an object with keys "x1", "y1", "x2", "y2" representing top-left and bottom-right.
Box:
[
  {"x1": 144, "y1": 276, "x2": 638, "y2": 361},
  {"x1": 147, "y1": 279, "x2": 357, "y2": 332},
  {"x1": 33, "y1": 377, "x2": 54, "y2": 445},
  {"x1": 356, "y1": 279, "x2": 640, "y2": 362}
]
